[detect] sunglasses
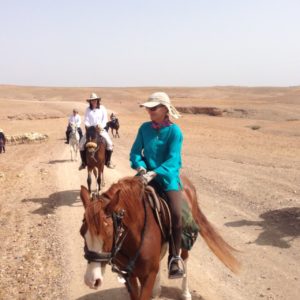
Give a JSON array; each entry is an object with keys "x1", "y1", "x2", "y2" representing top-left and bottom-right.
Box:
[{"x1": 146, "y1": 105, "x2": 164, "y2": 112}]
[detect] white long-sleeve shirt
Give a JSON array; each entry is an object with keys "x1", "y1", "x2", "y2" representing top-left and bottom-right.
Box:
[
  {"x1": 68, "y1": 114, "x2": 81, "y2": 127},
  {"x1": 84, "y1": 106, "x2": 108, "y2": 129}
]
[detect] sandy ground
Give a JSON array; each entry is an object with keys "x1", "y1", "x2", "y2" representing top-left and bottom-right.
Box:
[{"x1": 0, "y1": 85, "x2": 299, "y2": 300}]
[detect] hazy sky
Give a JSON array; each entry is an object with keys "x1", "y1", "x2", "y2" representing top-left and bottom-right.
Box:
[{"x1": 0, "y1": 0, "x2": 299, "y2": 87}]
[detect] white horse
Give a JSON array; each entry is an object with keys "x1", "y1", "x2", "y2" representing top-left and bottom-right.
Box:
[{"x1": 69, "y1": 123, "x2": 80, "y2": 161}]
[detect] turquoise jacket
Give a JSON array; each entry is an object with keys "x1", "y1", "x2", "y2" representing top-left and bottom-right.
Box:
[{"x1": 130, "y1": 122, "x2": 183, "y2": 191}]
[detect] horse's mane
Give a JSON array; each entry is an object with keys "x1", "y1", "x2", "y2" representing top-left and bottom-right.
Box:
[
  {"x1": 85, "y1": 176, "x2": 145, "y2": 236},
  {"x1": 103, "y1": 176, "x2": 145, "y2": 223}
]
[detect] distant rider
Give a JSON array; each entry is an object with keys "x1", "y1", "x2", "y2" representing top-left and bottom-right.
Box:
[
  {"x1": 0, "y1": 128, "x2": 6, "y2": 154},
  {"x1": 78, "y1": 93, "x2": 115, "y2": 170},
  {"x1": 65, "y1": 109, "x2": 83, "y2": 144}
]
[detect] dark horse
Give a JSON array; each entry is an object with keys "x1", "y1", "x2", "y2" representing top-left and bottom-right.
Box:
[
  {"x1": 0, "y1": 132, "x2": 6, "y2": 154},
  {"x1": 106, "y1": 118, "x2": 120, "y2": 138},
  {"x1": 80, "y1": 175, "x2": 240, "y2": 300},
  {"x1": 85, "y1": 126, "x2": 106, "y2": 193}
]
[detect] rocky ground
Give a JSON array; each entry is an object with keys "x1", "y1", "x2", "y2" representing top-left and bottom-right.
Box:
[{"x1": 0, "y1": 86, "x2": 299, "y2": 300}]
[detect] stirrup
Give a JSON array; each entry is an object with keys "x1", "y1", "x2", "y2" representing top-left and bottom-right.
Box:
[{"x1": 168, "y1": 256, "x2": 186, "y2": 279}]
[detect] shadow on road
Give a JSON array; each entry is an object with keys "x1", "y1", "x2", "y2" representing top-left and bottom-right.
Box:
[
  {"x1": 225, "y1": 207, "x2": 300, "y2": 248},
  {"x1": 48, "y1": 159, "x2": 71, "y2": 164},
  {"x1": 76, "y1": 285, "x2": 205, "y2": 300},
  {"x1": 22, "y1": 189, "x2": 81, "y2": 215}
]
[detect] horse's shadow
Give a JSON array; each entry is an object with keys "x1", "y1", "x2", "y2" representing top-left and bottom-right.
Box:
[
  {"x1": 76, "y1": 287, "x2": 129, "y2": 300},
  {"x1": 225, "y1": 207, "x2": 300, "y2": 248},
  {"x1": 48, "y1": 159, "x2": 70, "y2": 164},
  {"x1": 76, "y1": 286, "x2": 205, "y2": 300},
  {"x1": 22, "y1": 190, "x2": 80, "y2": 215}
]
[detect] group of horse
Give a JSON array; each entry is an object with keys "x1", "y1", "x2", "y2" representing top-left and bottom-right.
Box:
[
  {"x1": 68, "y1": 114, "x2": 119, "y2": 162},
  {"x1": 75, "y1": 118, "x2": 240, "y2": 299}
]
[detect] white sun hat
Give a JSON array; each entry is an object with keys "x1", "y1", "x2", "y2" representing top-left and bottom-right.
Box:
[
  {"x1": 86, "y1": 93, "x2": 101, "y2": 102},
  {"x1": 140, "y1": 92, "x2": 181, "y2": 119}
]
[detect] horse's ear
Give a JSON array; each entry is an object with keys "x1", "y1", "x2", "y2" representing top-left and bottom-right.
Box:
[
  {"x1": 104, "y1": 189, "x2": 121, "y2": 214},
  {"x1": 80, "y1": 185, "x2": 90, "y2": 209}
]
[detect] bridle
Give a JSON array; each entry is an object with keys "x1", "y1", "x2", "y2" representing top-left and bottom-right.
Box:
[
  {"x1": 82, "y1": 208, "x2": 128, "y2": 264},
  {"x1": 82, "y1": 191, "x2": 148, "y2": 291}
]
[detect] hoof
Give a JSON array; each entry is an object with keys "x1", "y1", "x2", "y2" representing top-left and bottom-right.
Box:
[{"x1": 181, "y1": 292, "x2": 192, "y2": 300}]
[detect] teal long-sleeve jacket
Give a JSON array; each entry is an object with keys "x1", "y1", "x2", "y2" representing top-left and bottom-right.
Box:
[{"x1": 130, "y1": 122, "x2": 183, "y2": 191}]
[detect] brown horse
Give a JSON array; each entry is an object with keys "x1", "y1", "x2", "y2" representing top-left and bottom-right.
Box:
[
  {"x1": 80, "y1": 175, "x2": 240, "y2": 300},
  {"x1": 106, "y1": 118, "x2": 120, "y2": 138},
  {"x1": 85, "y1": 126, "x2": 106, "y2": 193}
]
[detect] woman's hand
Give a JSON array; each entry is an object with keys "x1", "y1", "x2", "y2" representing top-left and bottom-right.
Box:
[
  {"x1": 136, "y1": 166, "x2": 147, "y2": 175},
  {"x1": 141, "y1": 171, "x2": 156, "y2": 185}
]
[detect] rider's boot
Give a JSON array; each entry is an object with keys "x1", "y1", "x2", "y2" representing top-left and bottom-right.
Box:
[
  {"x1": 79, "y1": 150, "x2": 86, "y2": 170},
  {"x1": 167, "y1": 191, "x2": 185, "y2": 279},
  {"x1": 105, "y1": 150, "x2": 115, "y2": 169},
  {"x1": 168, "y1": 230, "x2": 185, "y2": 279},
  {"x1": 65, "y1": 131, "x2": 69, "y2": 144}
]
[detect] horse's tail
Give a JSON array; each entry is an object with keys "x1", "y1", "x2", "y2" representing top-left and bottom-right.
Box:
[
  {"x1": 194, "y1": 200, "x2": 240, "y2": 274},
  {"x1": 181, "y1": 175, "x2": 240, "y2": 274}
]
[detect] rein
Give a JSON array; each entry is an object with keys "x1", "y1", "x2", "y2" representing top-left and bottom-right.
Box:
[
  {"x1": 110, "y1": 192, "x2": 148, "y2": 292},
  {"x1": 83, "y1": 190, "x2": 148, "y2": 292},
  {"x1": 83, "y1": 209, "x2": 127, "y2": 264},
  {"x1": 90, "y1": 146, "x2": 99, "y2": 162}
]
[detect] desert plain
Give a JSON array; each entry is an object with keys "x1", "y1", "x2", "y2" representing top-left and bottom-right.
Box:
[{"x1": 0, "y1": 85, "x2": 299, "y2": 300}]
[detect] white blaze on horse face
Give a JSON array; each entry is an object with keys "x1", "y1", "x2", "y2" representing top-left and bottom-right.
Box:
[{"x1": 84, "y1": 230, "x2": 105, "y2": 289}]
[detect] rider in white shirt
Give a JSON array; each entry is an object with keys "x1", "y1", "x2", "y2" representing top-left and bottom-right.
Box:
[
  {"x1": 79, "y1": 93, "x2": 115, "y2": 170},
  {"x1": 65, "y1": 109, "x2": 83, "y2": 143}
]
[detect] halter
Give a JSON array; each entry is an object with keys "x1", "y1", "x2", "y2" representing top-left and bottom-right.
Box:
[
  {"x1": 83, "y1": 209, "x2": 127, "y2": 264},
  {"x1": 82, "y1": 192, "x2": 148, "y2": 292}
]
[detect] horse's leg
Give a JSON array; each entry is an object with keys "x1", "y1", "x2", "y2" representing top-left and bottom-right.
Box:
[
  {"x1": 126, "y1": 276, "x2": 139, "y2": 300},
  {"x1": 70, "y1": 144, "x2": 73, "y2": 161},
  {"x1": 75, "y1": 144, "x2": 78, "y2": 161},
  {"x1": 101, "y1": 170, "x2": 105, "y2": 187},
  {"x1": 87, "y1": 169, "x2": 92, "y2": 193},
  {"x1": 181, "y1": 249, "x2": 191, "y2": 300},
  {"x1": 93, "y1": 168, "x2": 98, "y2": 193},
  {"x1": 97, "y1": 168, "x2": 101, "y2": 194},
  {"x1": 152, "y1": 268, "x2": 161, "y2": 298},
  {"x1": 139, "y1": 271, "x2": 158, "y2": 300}
]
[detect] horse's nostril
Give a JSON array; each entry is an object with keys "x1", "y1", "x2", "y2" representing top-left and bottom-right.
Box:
[{"x1": 94, "y1": 279, "x2": 101, "y2": 287}]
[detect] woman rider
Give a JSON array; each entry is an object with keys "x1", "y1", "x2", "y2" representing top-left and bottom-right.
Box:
[
  {"x1": 78, "y1": 93, "x2": 115, "y2": 170},
  {"x1": 130, "y1": 92, "x2": 185, "y2": 279}
]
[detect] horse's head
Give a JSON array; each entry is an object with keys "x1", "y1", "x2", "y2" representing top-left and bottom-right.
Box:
[
  {"x1": 80, "y1": 178, "x2": 145, "y2": 289},
  {"x1": 80, "y1": 186, "x2": 114, "y2": 289}
]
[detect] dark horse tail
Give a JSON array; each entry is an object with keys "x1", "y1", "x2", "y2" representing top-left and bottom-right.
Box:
[{"x1": 182, "y1": 175, "x2": 240, "y2": 274}]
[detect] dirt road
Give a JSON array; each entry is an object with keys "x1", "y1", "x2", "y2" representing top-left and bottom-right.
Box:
[{"x1": 0, "y1": 86, "x2": 299, "y2": 300}]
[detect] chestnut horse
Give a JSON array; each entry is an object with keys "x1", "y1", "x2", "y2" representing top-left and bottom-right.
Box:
[
  {"x1": 85, "y1": 126, "x2": 106, "y2": 193},
  {"x1": 80, "y1": 175, "x2": 240, "y2": 300}
]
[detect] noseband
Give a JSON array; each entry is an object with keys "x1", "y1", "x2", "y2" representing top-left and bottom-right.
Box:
[
  {"x1": 82, "y1": 209, "x2": 127, "y2": 264},
  {"x1": 82, "y1": 192, "x2": 148, "y2": 291}
]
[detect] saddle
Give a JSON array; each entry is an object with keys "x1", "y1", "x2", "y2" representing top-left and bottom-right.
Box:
[{"x1": 145, "y1": 181, "x2": 199, "y2": 250}]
